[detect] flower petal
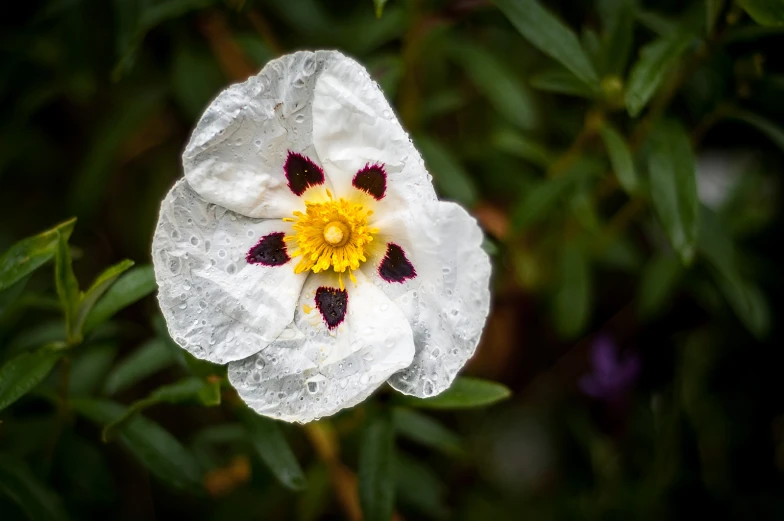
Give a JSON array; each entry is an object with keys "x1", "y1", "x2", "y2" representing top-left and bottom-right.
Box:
[
  {"x1": 183, "y1": 51, "x2": 341, "y2": 218},
  {"x1": 364, "y1": 202, "x2": 492, "y2": 398},
  {"x1": 227, "y1": 270, "x2": 415, "y2": 423},
  {"x1": 153, "y1": 180, "x2": 306, "y2": 364},
  {"x1": 311, "y1": 54, "x2": 437, "y2": 212}
]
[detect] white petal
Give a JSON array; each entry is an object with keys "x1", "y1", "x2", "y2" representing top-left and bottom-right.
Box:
[
  {"x1": 153, "y1": 179, "x2": 306, "y2": 364},
  {"x1": 311, "y1": 54, "x2": 437, "y2": 212},
  {"x1": 183, "y1": 51, "x2": 343, "y2": 218},
  {"x1": 228, "y1": 270, "x2": 415, "y2": 423},
  {"x1": 366, "y1": 202, "x2": 492, "y2": 398}
]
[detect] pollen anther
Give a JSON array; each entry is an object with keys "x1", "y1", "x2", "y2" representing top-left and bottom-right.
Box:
[{"x1": 286, "y1": 197, "x2": 376, "y2": 278}]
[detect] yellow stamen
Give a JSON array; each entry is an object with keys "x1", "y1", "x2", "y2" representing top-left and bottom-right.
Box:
[{"x1": 287, "y1": 197, "x2": 377, "y2": 276}]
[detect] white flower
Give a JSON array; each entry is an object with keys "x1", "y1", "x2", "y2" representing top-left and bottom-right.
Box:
[{"x1": 152, "y1": 51, "x2": 491, "y2": 423}]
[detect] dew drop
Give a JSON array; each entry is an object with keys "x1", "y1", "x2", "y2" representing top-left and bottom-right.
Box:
[
  {"x1": 294, "y1": 113, "x2": 305, "y2": 123},
  {"x1": 190, "y1": 236, "x2": 200, "y2": 246},
  {"x1": 423, "y1": 380, "x2": 435, "y2": 396}
]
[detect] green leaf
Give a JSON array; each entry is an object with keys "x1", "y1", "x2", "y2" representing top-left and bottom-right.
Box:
[
  {"x1": 495, "y1": 0, "x2": 600, "y2": 88},
  {"x1": 102, "y1": 377, "x2": 221, "y2": 442},
  {"x1": 698, "y1": 207, "x2": 770, "y2": 338},
  {"x1": 54, "y1": 230, "x2": 79, "y2": 344},
  {"x1": 491, "y1": 129, "x2": 555, "y2": 167},
  {"x1": 648, "y1": 119, "x2": 700, "y2": 265},
  {"x1": 392, "y1": 408, "x2": 464, "y2": 457},
  {"x1": 0, "y1": 347, "x2": 63, "y2": 412},
  {"x1": 373, "y1": 0, "x2": 388, "y2": 18},
  {"x1": 72, "y1": 398, "x2": 203, "y2": 490},
  {"x1": 512, "y1": 157, "x2": 604, "y2": 231},
  {"x1": 598, "y1": 122, "x2": 639, "y2": 194},
  {"x1": 73, "y1": 259, "x2": 134, "y2": 339},
  {"x1": 296, "y1": 463, "x2": 331, "y2": 521},
  {"x1": 69, "y1": 344, "x2": 118, "y2": 397},
  {"x1": 638, "y1": 253, "x2": 683, "y2": 319},
  {"x1": 83, "y1": 264, "x2": 156, "y2": 333},
  {"x1": 0, "y1": 276, "x2": 28, "y2": 318},
  {"x1": 706, "y1": 0, "x2": 726, "y2": 34},
  {"x1": 102, "y1": 338, "x2": 176, "y2": 395},
  {"x1": 738, "y1": 0, "x2": 784, "y2": 27},
  {"x1": 725, "y1": 107, "x2": 784, "y2": 152},
  {"x1": 171, "y1": 42, "x2": 226, "y2": 121},
  {"x1": 635, "y1": 9, "x2": 680, "y2": 37},
  {"x1": 416, "y1": 136, "x2": 478, "y2": 207},
  {"x1": 625, "y1": 34, "x2": 693, "y2": 116},
  {"x1": 395, "y1": 453, "x2": 448, "y2": 519},
  {"x1": 530, "y1": 67, "x2": 596, "y2": 98},
  {"x1": 239, "y1": 408, "x2": 306, "y2": 491},
  {"x1": 0, "y1": 218, "x2": 75, "y2": 292},
  {"x1": 400, "y1": 377, "x2": 511, "y2": 409},
  {"x1": 448, "y1": 40, "x2": 538, "y2": 130},
  {"x1": 553, "y1": 244, "x2": 591, "y2": 338},
  {"x1": 512, "y1": 176, "x2": 572, "y2": 230},
  {"x1": 113, "y1": 0, "x2": 216, "y2": 76},
  {"x1": 570, "y1": 186, "x2": 601, "y2": 232},
  {"x1": 358, "y1": 412, "x2": 395, "y2": 521},
  {"x1": 599, "y1": 0, "x2": 635, "y2": 74},
  {"x1": 68, "y1": 89, "x2": 164, "y2": 214},
  {"x1": 0, "y1": 456, "x2": 70, "y2": 521}
]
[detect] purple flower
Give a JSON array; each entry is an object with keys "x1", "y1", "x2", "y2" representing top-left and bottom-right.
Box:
[{"x1": 579, "y1": 335, "x2": 639, "y2": 404}]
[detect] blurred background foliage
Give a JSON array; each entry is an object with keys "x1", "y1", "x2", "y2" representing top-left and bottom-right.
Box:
[{"x1": 2, "y1": 0, "x2": 784, "y2": 519}]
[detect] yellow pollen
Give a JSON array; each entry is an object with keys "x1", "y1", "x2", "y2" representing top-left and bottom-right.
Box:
[{"x1": 285, "y1": 196, "x2": 376, "y2": 278}]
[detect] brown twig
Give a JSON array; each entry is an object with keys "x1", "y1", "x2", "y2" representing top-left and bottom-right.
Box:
[
  {"x1": 200, "y1": 12, "x2": 256, "y2": 81},
  {"x1": 247, "y1": 9, "x2": 283, "y2": 54},
  {"x1": 304, "y1": 421, "x2": 363, "y2": 521}
]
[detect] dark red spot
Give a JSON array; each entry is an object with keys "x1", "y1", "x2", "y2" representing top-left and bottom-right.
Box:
[
  {"x1": 285, "y1": 151, "x2": 324, "y2": 196},
  {"x1": 352, "y1": 163, "x2": 387, "y2": 200},
  {"x1": 315, "y1": 287, "x2": 348, "y2": 329},
  {"x1": 246, "y1": 232, "x2": 289, "y2": 266},
  {"x1": 378, "y1": 243, "x2": 416, "y2": 283}
]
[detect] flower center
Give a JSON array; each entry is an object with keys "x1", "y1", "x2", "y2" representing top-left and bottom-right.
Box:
[
  {"x1": 323, "y1": 221, "x2": 349, "y2": 247},
  {"x1": 283, "y1": 191, "x2": 377, "y2": 287}
]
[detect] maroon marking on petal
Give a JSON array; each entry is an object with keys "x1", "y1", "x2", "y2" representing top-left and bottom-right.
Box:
[
  {"x1": 378, "y1": 243, "x2": 416, "y2": 283},
  {"x1": 352, "y1": 163, "x2": 387, "y2": 200},
  {"x1": 284, "y1": 151, "x2": 325, "y2": 196},
  {"x1": 246, "y1": 232, "x2": 290, "y2": 266},
  {"x1": 315, "y1": 287, "x2": 348, "y2": 329}
]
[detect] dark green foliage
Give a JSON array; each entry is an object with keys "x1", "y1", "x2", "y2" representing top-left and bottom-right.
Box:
[{"x1": 1, "y1": 0, "x2": 784, "y2": 519}]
